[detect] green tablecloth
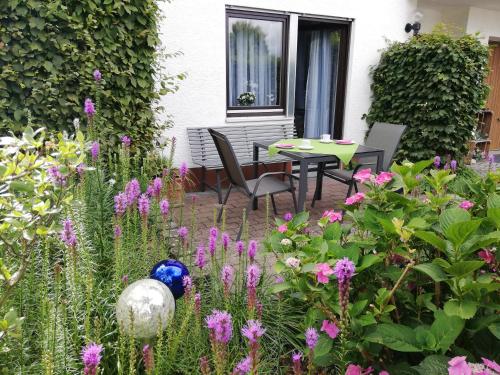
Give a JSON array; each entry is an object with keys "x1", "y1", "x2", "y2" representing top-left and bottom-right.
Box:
[{"x1": 268, "y1": 139, "x2": 359, "y2": 165}]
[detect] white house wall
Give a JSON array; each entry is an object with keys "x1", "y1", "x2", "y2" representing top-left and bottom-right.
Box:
[
  {"x1": 158, "y1": 0, "x2": 417, "y2": 167},
  {"x1": 466, "y1": 6, "x2": 500, "y2": 44}
]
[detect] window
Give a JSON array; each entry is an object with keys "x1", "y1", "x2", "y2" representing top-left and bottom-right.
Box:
[{"x1": 226, "y1": 10, "x2": 288, "y2": 116}]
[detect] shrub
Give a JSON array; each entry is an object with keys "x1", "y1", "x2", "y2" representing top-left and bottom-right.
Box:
[
  {"x1": 0, "y1": 0, "x2": 182, "y2": 151},
  {"x1": 364, "y1": 28, "x2": 490, "y2": 161}
]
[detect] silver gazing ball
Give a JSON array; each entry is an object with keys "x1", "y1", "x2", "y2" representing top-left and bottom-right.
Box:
[{"x1": 116, "y1": 279, "x2": 175, "y2": 339}]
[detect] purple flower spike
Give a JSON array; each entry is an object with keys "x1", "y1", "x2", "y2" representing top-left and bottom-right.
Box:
[
  {"x1": 84, "y1": 98, "x2": 96, "y2": 117},
  {"x1": 81, "y1": 342, "x2": 103, "y2": 374},
  {"x1": 179, "y1": 162, "x2": 188, "y2": 179},
  {"x1": 114, "y1": 225, "x2": 122, "y2": 239},
  {"x1": 434, "y1": 155, "x2": 441, "y2": 169},
  {"x1": 93, "y1": 69, "x2": 102, "y2": 82},
  {"x1": 195, "y1": 245, "x2": 206, "y2": 270},
  {"x1": 305, "y1": 327, "x2": 319, "y2": 350},
  {"x1": 333, "y1": 257, "x2": 356, "y2": 283},
  {"x1": 205, "y1": 310, "x2": 233, "y2": 344},
  {"x1": 76, "y1": 163, "x2": 86, "y2": 177},
  {"x1": 138, "y1": 194, "x2": 150, "y2": 218},
  {"x1": 246, "y1": 264, "x2": 261, "y2": 289},
  {"x1": 121, "y1": 135, "x2": 131, "y2": 147},
  {"x1": 125, "y1": 179, "x2": 141, "y2": 204},
  {"x1": 60, "y1": 218, "x2": 77, "y2": 248},
  {"x1": 159, "y1": 199, "x2": 169, "y2": 217},
  {"x1": 221, "y1": 265, "x2": 234, "y2": 295},
  {"x1": 48, "y1": 165, "x2": 66, "y2": 186},
  {"x1": 209, "y1": 227, "x2": 218, "y2": 239},
  {"x1": 152, "y1": 177, "x2": 162, "y2": 198},
  {"x1": 450, "y1": 159, "x2": 457, "y2": 171},
  {"x1": 233, "y1": 356, "x2": 252, "y2": 374},
  {"x1": 222, "y1": 232, "x2": 230, "y2": 250},
  {"x1": 114, "y1": 192, "x2": 128, "y2": 216},
  {"x1": 90, "y1": 141, "x2": 100, "y2": 161},
  {"x1": 142, "y1": 344, "x2": 154, "y2": 372},
  {"x1": 248, "y1": 240, "x2": 258, "y2": 261},
  {"x1": 236, "y1": 240, "x2": 244, "y2": 256},
  {"x1": 178, "y1": 226, "x2": 188, "y2": 239},
  {"x1": 241, "y1": 320, "x2": 266, "y2": 343},
  {"x1": 208, "y1": 236, "x2": 216, "y2": 257}
]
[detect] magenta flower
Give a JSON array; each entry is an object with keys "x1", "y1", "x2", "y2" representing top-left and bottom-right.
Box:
[
  {"x1": 315, "y1": 263, "x2": 334, "y2": 284},
  {"x1": 121, "y1": 135, "x2": 131, "y2": 147},
  {"x1": 195, "y1": 245, "x2": 206, "y2": 270},
  {"x1": 76, "y1": 163, "x2": 86, "y2": 177},
  {"x1": 305, "y1": 327, "x2": 319, "y2": 350},
  {"x1": 182, "y1": 275, "x2": 193, "y2": 298},
  {"x1": 114, "y1": 192, "x2": 128, "y2": 216},
  {"x1": 345, "y1": 364, "x2": 374, "y2": 375},
  {"x1": 241, "y1": 320, "x2": 266, "y2": 343},
  {"x1": 322, "y1": 209, "x2": 343, "y2": 223},
  {"x1": 450, "y1": 159, "x2": 457, "y2": 171},
  {"x1": 142, "y1": 344, "x2": 154, "y2": 373},
  {"x1": 236, "y1": 240, "x2": 245, "y2": 256},
  {"x1": 60, "y1": 218, "x2": 77, "y2": 248},
  {"x1": 321, "y1": 320, "x2": 339, "y2": 339},
  {"x1": 448, "y1": 356, "x2": 472, "y2": 375},
  {"x1": 84, "y1": 98, "x2": 96, "y2": 117},
  {"x1": 478, "y1": 250, "x2": 495, "y2": 264},
  {"x1": 374, "y1": 172, "x2": 394, "y2": 186},
  {"x1": 159, "y1": 199, "x2": 169, "y2": 217},
  {"x1": 353, "y1": 168, "x2": 373, "y2": 183},
  {"x1": 48, "y1": 165, "x2": 66, "y2": 186},
  {"x1": 333, "y1": 257, "x2": 356, "y2": 283},
  {"x1": 150, "y1": 177, "x2": 162, "y2": 198},
  {"x1": 121, "y1": 274, "x2": 129, "y2": 284},
  {"x1": 246, "y1": 264, "x2": 261, "y2": 289},
  {"x1": 81, "y1": 342, "x2": 103, "y2": 375},
  {"x1": 138, "y1": 194, "x2": 150, "y2": 218},
  {"x1": 482, "y1": 357, "x2": 500, "y2": 373},
  {"x1": 221, "y1": 265, "x2": 234, "y2": 296},
  {"x1": 278, "y1": 224, "x2": 287, "y2": 233},
  {"x1": 283, "y1": 212, "x2": 293, "y2": 221},
  {"x1": 114, "y1": 225, "x2": 122, "y2": 239},
  {"x1": 125, "y1": 179, "x2": 141, "y2": 204},
  {"x1": 179, "y1": 162, "x2": 188, "y2": 179},
  {"x1": 208, "y1": 236, "x2": 217, "y2": 257},
  {"x1": 292, "y1": 352, "x2": 302, "y2": 375},
  {"x1": 233, "y1": 356, "x2": 252, "y2": 374},
  {"x1": 248, "y1": 240, "x2": 258, "y2": 261},
  {"x1": 93, "y1": 69, "x2": 102, "y2": 81},
  {"x1": 222, "y1": 232, "x2": 230, "y2": 250},
  {"x1": 459, "y1": 200, "x2": 474, "y2": 210},
  {"x1": 434, "y1": 155, "x2": 441, "y2": 169},
  {"x1": 209, "y1": 227, "x2": 218, "y2": 239},
  {"x1": 90, "y1": 141, "x2": 100, "y2": 162},
  {"x1": 205, "y1": 310, "x2": 233, "y2": 344},
  {"x1": 345, "y1": 192, "x2": 365, "y2": 206},
  {"x1": 178, "y1": 226, "x2": 188, "y2": 240}
]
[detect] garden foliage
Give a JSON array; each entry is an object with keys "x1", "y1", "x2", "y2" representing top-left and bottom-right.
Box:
[
  {"x1": 0, "y1": 0, "x2": 182, "y2": 150},
  {"x1": 365, "y1": 28, "x2": 490, "y2": 161}
]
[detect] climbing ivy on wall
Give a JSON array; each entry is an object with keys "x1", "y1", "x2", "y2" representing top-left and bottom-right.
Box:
[
  {"x1": 0, "y1": 0, "x2": 180, "y2": 150},
  {"x1": 364, "y1": 28, "x2": 490, "y2": 161}
]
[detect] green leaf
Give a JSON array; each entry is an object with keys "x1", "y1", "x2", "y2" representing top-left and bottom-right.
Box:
[
  {"x1": 439, "y1": 208, "x2": 470, "y2": 233},
  {"x1": 446, "y1": 261, "x2": 484, "y2": 278},
  {"x1": 444, "y1": 219, "x2": 482, "y2": 248},
  {"x1": 443, "y1": 299, "x2": 478, "y2": 319},
  {"x1": 488, "y1": 322, "x2": 500, "y2": 340},
  {"x1": 487, "y1": 207, "x2": 500, "y2": 228},
  {"x1": 270, "y1": 282, "x2": 291, "y2": 294},
  {"x1": 329, "y1": 244, "x2": 360, "y2": 264},
  {"x1": 430, "y1": 310, "x2": 464, "y2": 352},
  {"x1": 413, "y1": 355, "x2": 450, "y2": 375},
  {"x1": 487, "y1": 193, "x2": 500, "y2": 209},
  {"x1": 365, "y1": 324, "x2": 422, "y2": 352},
  {"x1": 356, "y1": 254, "x2": 383, "y2": 272},
  {"x1": 414, "y1": 263, "x2": 447, "y2": 282},
  {"x1": 414, "y1": 231, "x2": 447, "y2": 252},
  {"x1": 323, "y1": 222, "x2": 341, "y2": 240}
]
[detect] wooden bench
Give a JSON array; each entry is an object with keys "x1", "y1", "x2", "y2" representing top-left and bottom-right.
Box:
[{"x1": 187, "y1": 123, "x2": 295, "y2": 203}]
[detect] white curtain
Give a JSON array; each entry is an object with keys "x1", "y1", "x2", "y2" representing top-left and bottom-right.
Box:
[
  {"x1": 228, "y1": 20, "x2": 280, "y2": 106},
  {"x1": 304, "y1": 30, "x2": 340, "y2": 138}
]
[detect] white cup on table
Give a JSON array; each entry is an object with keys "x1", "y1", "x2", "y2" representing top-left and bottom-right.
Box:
[
  {"x1": 301, "y1": 139, "x2": 311, "y2": 147},
  {"x1": 321, "y1": 134, "x2": 331, "y2": 142}
]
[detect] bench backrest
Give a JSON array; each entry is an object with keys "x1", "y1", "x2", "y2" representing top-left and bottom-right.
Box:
[{"x1": 187, "y1": 123, "x2": 295, "y2": 168}]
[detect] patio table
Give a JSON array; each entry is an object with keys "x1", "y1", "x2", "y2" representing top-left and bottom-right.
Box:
[{"x1": 253, "y1": 140, "x2": 385, "y2": 212}]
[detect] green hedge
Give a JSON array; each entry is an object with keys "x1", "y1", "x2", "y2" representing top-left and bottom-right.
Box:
[
  {"x1": 365, "y1": 29, "x2": 489, "y2": 161},
  {"x1": 0, "y1": 0, "x2": 178, "y2": 150}
]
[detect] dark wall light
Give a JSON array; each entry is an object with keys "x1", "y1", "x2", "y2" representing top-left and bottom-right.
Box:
[{"x1": 405, "y1": 11, "x2": 423, "y2": 36}]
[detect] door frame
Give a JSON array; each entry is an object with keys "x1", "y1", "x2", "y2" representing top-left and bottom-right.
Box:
[{"x1": 486, "y1": 41, "x2": 500, "y2": 150}]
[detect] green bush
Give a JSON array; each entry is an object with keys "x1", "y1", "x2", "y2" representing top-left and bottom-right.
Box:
[
  {"x1": 0, "y1": 0, "x2": 181, "y2": 150},
  {"x1": 365, "y1": 28, "x2": 490, "y2": 161}
]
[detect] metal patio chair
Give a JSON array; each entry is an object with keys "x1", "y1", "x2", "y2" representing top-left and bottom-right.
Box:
[
  {"x1": 312, "y1": 122, "x2": 407, "y2": 206},
  {"x1": 208, "y1": 128, "x2": 298, "y2": 240}
]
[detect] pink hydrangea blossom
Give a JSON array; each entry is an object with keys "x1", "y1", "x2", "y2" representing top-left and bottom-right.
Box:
[
  {"x1": 321, "y1": 320, "x2": 339, "y2": 339},
  {"x1": 283, "y1": 212, "x2": 293, "y2": 221},
  {"x1": 322, "y1": 209, "x2": 343, "y2": 223},
  {"x1": 353, "y1": 168, "x2": 373, "y2": 183},
  {"x1": 374, "y1": 172, "x2": 394, "y2": 186},
  {"x1": 345, "y1": 192, "x2": 366, "y2": 205},
  {"x1": 278, "y1": 224, "x2": 288, "y2": 233},
  {"x1": 345, "y1": 364, "x2": 374, "y2": 375},
  {"x1": 482, "y1": 357, "x2": 500, "y2": 373},
  {"x1": 285, "y1": 257, "x2": 300, "y2": 269},
  {"x1": 316, "y1": 263, "x2": 334, "y2": 284},
  {"x1": 448, "y1": 356, "x2": 472, "y2": 375},
  {"x1": 459, "y1": 200, "x2": 474, "y2": 210}
]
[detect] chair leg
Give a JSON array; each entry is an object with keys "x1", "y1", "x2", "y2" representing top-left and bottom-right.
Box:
[
  {"x1": 311, "y1": 162, "x2": 324, "y2": 208},
  {"x1": 346, "y1": 181, "x2": 354, "y2": 199},
  {"x1": 215, "y1": 169, "x2": 223, "y2": 204},
  {"x1": 237, "y1": 198, "x2": 254, "y2": 241},
  {"x1": 354, "y1": 182, "x2": 359, "y2": 193},
  {"x1": 291, "y1": 188, "x2": 298, "y2": 213},
  {"x1": 217, "y1": 184, "x2": 232, "y2": 223},
  {"x1": 270, "y1": 194, "x2": 278, "y2": 215}
]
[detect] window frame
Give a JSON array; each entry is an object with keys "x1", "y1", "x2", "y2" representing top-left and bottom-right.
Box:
[{"x1": 225, "y1": 9, "x2": 289, "y2": 117}]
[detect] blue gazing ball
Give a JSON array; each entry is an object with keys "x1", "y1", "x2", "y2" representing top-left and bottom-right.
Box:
[{"x1": 150, "y1": 259, "x2": 189, "y2": 299}]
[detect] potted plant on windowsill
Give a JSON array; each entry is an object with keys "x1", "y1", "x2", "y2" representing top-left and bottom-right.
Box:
[{"x1": 237, "y1": 92, "x2": 256, "y2": 106}]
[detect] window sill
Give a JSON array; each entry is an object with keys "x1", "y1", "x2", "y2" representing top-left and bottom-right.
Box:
[{"x1": 225, "y1": 115, "x2": 294, "y2": 124}]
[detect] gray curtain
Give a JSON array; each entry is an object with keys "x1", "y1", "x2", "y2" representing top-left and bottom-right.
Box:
[
  {"x1": 304, "y1": 30, "x2": 340, "y2": 138},
  {"x1": 228, "y1": 20, "x2": 280, "y2": 106}
]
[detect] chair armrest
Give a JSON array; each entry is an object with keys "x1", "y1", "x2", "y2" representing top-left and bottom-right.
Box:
[
  {"x1": 351, "y1": 162, "x2": 377, "y2": 174},
  {"x1": 251, "y1": 172, "x2": 295, "y2": 197},
  {"x1": 240, "y1": 160, "x2": 269, "y2": 172}
]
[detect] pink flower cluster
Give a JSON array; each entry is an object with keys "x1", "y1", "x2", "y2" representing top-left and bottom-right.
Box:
[
  {"x1": 316, "y1": 263, "x2": 334, "y2": 284},
  {"x1": 322, "y1": 209, "x2": 343, "y2": 223},
  {"x1": 345, "y1": 192, "x2": 365, "y2": 206},
  {"x1": 448, "y1": 356, "x2": 500, "y2": 375},
  {"x1": 353, "y1": 168, "x2": 394, "y2": 186},
  {"x1": 459, "y1": 200, "x2": 474, "y2": 210}
]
